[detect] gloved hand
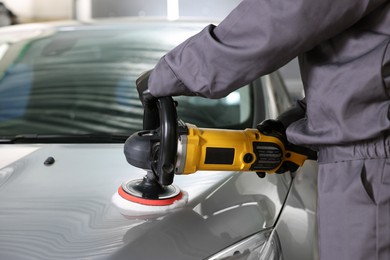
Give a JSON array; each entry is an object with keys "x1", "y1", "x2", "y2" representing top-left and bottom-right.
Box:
[
  {"x1": 136, "y1": 70, "x2": 157, "y2": 108},
  {"x1": 136, "y1": 70, "x2": 160, "y2": 130},
  {"x1": 257, "y1": 119, "x2": 299, "y2": 174},
  {"x1": 256, "y1": 119, "x2": 286, "y2": 137}
]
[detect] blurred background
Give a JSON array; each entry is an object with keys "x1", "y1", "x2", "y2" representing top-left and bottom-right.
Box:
[{"x1": 1, "y1": 0, "x2": 303, "y2": 99}]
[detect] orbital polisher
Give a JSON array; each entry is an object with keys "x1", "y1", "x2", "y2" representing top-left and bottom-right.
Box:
[{"x1": 112, "y1": 96, "x2": 317, "y2": 216}]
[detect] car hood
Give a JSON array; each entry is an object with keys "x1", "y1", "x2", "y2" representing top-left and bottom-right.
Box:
[{"x1": 0, "y1": 144, "x2": 290, "y2": 259}]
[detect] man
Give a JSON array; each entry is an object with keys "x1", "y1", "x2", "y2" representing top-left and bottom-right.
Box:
[{"x1": 137, "y1": 0, "x2": 390, "y2": 259}]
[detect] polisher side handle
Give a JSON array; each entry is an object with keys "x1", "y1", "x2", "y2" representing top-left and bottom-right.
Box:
[
  {"x1": 143, "y1": 101, "x2": 159, "y2": 130},
  {"x1": 156, "y1": 97, "x2": 178, "y2": 185}
]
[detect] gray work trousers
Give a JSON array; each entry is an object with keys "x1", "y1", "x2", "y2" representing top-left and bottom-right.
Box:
[{"x1": 317, "y1": 135, "x2": 390, "y2": 260}]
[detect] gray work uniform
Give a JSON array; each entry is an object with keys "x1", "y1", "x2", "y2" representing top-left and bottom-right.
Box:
[{"x1": 148, "y1": 0, "x2": 390, "y2": 259}]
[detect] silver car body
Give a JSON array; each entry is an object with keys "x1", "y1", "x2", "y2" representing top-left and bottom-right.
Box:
[{"x1": 0, "y1": 18, "x2": 318, "y2": 259}]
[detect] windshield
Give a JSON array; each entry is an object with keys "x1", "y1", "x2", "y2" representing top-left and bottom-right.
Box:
[{"x1": 0, "y1": 23, "x2": 253, "y2": 139}]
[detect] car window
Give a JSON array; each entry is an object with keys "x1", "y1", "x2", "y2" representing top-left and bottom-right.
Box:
[
  {"x1": 0, "y1": 25, "x2": 254, "y2": 137},
  {"x1": 175, "y1": 86, "x2": 251, "y2": 128},
  {"x1": 268, "y1": 72, "x2": 292, "y2": 113}
]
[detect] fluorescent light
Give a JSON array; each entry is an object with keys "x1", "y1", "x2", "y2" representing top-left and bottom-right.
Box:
[{"x1": 167, "y1": 0, "x2": 179, "y2": 21}]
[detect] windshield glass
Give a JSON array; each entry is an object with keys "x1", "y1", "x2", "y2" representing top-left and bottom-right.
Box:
[{"x1": 0, "y1": 23, "x2": 253, "y2": 137}]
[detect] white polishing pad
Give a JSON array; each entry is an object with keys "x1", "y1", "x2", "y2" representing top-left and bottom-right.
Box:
[{"x1": 111, "y1": 190, "x2": 188, "y2": 218}]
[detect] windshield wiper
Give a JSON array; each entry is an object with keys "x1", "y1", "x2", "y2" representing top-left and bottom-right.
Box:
[{"x1": 0, "y1": 134, "x2": 130, "y2": 144}]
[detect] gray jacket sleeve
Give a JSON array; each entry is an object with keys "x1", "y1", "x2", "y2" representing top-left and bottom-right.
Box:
[{"x1": 148, "y1": 0, "x2": 386, "y2": 98}]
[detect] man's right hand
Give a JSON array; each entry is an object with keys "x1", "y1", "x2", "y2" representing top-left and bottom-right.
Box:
[
  {"x1": 257, "y1": 119, "x2": 286, "y2": 137},
  {"x1": 257, "y1": 119, "x2": 300, "y2": 174}
]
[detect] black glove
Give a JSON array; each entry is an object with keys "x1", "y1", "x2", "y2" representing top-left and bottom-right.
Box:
[
  {"x1": 136, "y1": 70, "x2": 161, "y2": 130},
  {"x1": 257, "y1": 119, "x2": 299, "y2": 174},
  {"x1": 136, "y1": 70, "x2": 157, "y2": 109},
  {"x1": 256, "y1": 119, "x2": 286, "y2": 138}
]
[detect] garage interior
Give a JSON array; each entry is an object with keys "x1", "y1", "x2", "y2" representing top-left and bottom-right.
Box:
[{"x1": 1, "y1": 0, "x2": 303, "y2": 99}]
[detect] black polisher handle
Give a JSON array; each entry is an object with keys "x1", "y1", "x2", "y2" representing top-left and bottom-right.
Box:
[{"x1": 155, "y1": 97, "x2": 178, "y2": 185}]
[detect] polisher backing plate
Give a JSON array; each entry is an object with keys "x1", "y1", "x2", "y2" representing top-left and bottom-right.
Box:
[{"x1": 119, "y1": 179, "x2": 183, "y2": 206}]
